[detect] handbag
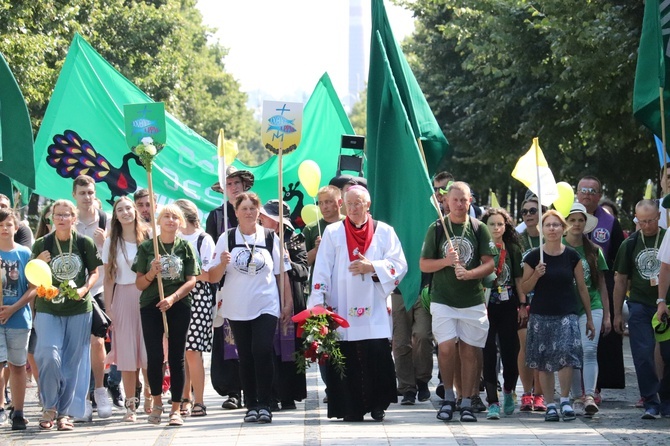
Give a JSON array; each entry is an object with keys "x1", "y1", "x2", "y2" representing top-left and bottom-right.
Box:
[{"x1": 91, "y1": 297, "x2": 112, "y2": 338}]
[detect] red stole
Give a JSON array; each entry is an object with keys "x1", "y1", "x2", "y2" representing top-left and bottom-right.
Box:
[{"x1": 344, "y1": 216, "x2": 374, "y2": 261}]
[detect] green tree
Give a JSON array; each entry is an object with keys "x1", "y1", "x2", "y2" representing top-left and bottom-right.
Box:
[{"x1": 349, "y1": 87, "x2": 367, "y2": 136}]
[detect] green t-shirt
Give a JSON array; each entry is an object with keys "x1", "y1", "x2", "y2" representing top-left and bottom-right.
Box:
[
  {"x1": 31, "y1": 232, "x2": 102, "y2": 316},
  {"x1": 614, "y1": 229, "x2": 668, "y2": 307},
  {"x1": 562, "y1": 239, "x2": 608, "y2": 315},
  {"x1": 303, "y1": 216, "x2": 344, "y2": 288},
  {"x1": 132, "y1": 237, "x2": 200, "y2": 308},
  {"x1": 489, "y1": 243, "x2": 523, "y2": 305},
  {"x1": 520, "y1": 230, "x2": 540, "y2": 260},
  {"x1": 421, "y1": 217, "x2": 497, "y2": 308}
]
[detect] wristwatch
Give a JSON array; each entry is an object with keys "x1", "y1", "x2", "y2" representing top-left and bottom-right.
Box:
[{"x1": 657, "y1": 298, "x2": 667, "y2": 305}]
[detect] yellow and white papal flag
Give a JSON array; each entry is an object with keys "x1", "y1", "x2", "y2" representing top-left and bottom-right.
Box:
[{"x1": 511, "y1": 138, "x2": 558, "y2": 207}]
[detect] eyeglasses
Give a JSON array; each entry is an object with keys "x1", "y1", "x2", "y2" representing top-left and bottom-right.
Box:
[
  {"x1": 543, "y1": 223, "x2": 563, "y2": 229},
  {"x1": 346, "y1": 202, "x2": 365, "y2": 209},
  {"x1": 638, "y1": 217, "x2": 659, "y2": 226},
  {"x1": 578, "y1": 187, "x2": 599, "y2": 195},
  {"x1": 53, "y1": 213, "x2": 72, "y2": 220},
  {"x1": 521, "y1": 207, "x2": 538, "y2": 216}
]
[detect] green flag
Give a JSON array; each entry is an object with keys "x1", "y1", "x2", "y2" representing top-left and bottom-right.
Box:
[
  {"x1": 633, "y1": 0, "x2": 670, "y2": 137},
  {"x1": 367, "y1": 31, "x2": 436, "y2": 309},
  {"x1": 0, "y1": 52, "x2": 35, "y2": 189},
  {"x1": 370, "y1": 0, "x2": 450, "y2": 175},
  {"x1": 34, "y1": 34, "x2": 352, "y2": 223}
]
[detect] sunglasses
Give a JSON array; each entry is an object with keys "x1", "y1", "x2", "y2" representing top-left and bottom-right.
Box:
[
  {"x1": 579, "y1": 187, "x2": 599, "y2": 195},
  {"x1": 521, "y1": 207, "x2": 538, "y2": 216}
]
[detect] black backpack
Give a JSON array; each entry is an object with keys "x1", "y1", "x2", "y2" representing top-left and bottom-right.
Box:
[{"x1": 43, "y1": 231, "x2": 91, "y2": 272}]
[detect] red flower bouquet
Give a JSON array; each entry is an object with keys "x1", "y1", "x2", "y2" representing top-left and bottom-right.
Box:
[{"x1": 292, "y1": 306, "x2": 350, "y2": 378}]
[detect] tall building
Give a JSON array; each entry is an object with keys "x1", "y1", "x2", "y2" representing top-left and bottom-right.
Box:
[{"x1": 347, "y1": 0, "x2": 365, "y2": 112}]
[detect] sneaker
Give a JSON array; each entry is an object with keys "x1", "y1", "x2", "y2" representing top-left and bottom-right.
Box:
[
  {"x1": 11, "y1": 415, "x2": 27, "y2": 431},
  {"x1": 533, "y1": 395, "x2": 547, "y2": 412},
  {"x1": 584, "y1": 395, "x2": 599, "y2": 415},
  {"x1": 417, "y1": 381, "x2": 430, "y2": 402},
  {"x1": 520, "y1": 394, "x2": 533, "y2": 412},
  {"x1": 635, "y1": 397, "x2": 645, "y2": 408},
  {"x1": 642, "y1": 407, "x2": 660, "y2": 419},
  {"x1": 89, "y1": 390, "x2": 97, "y2": 410},
  {"x1": 560, "y1": 401, "x2": 576, "y2": 421},
  {"x1": 401, "y1": 391, "x2": 416, "y2": 405},
  {"x1": 502, "y1": 392, "x2": 515, "y2": 415},
  {"x1": 471, "y1": 395, "x2": 486, "y2": 413},
  {"x1": 572, "y1": 398, "x2": 585, "y2": 416},
  {"x1": 109, "y1": 385, "x2": 123, "y2": 408},
  {"x1": 244, "y1": 409, "x2": 259, "y2": 422},
  {"x1": 74, "y1": 400, "x2": 93, "y2": 422},
  {"x1": 257, "y1": 408, "x2": 272, "y2": 423},
  {"x1": 94, "y1": 387, "x2": 113, "y2": 418},
  {"x1": 0, "y1": 409, "x2": 7, "y2": 425},
  {"x1": 486, "y1": 403, "x2": 501, "y2": 420},
  {"x1": 222, "y1": 396, "x2": 240, "y2": 410}
]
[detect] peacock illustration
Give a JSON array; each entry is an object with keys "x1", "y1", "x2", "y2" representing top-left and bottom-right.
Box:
[
  {"x1": 283, "y1": 181, "x2": 306, "y2": 228},
  {"x1": 47, "y1": 130, "x2": 144, "y2": 205}
]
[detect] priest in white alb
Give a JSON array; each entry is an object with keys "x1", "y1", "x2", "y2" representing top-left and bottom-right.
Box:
[{"x1": 308, "y1": 185, "x2": 407, "y2": 422}]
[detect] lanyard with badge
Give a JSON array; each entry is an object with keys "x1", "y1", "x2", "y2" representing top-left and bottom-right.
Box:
[
  {"x1": 239, "y1": 228, "x2": 259, "y2": 275},
  {"x1": 446, "y1": 215, "x2": 469, "y2": 264},
  {"x1": 494, "y1": 242, "x2": 509, "y2": 301},
  {"x1": 642, "y1": 231, "x2": 661, "y2": 286}
]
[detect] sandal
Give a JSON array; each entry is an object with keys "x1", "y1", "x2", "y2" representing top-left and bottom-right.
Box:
[
  {"x1": 560, "y1": 401, "x2": 576, "y2": 421},
  {"x1": 545, "y1": 406, "x2": 560, "y2": 422},
  {"x1": 147, "y1": 405, "x2": 164, "y2": 425},
  {"x1": 168, "y1": 411, "x2": 184, "y2": 426},
  {"x1": 180, "y1": 399, "x2": 192, "y2": 417},
  {"x1": 39, "y1": 409, "x2": 57, "y2": 430},
  {"x1": 436, "y1": 401, "x2": 455, "y2": 421},
  {"x1": 57, "y1": 416, "x2": 74, "y2": 431},
  {"x1": 123, "y1": 397, "x2": 139, "y2": 422},
  {"x1": 144, "y1": 393, "x2": 154, "y2": 415},
  {"x1": 459, "y1": 407, "x2": 477, "y2": 422},
  {"x1": 191, "y1": 403, "x2": 207, "y2": 417}
]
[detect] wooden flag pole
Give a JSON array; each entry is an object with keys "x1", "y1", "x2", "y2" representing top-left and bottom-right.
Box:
[
  {"x1": 278, "y1": 140, "x2": 287, "y2": 335},
  {"x1": 660, "y1": 87, "x2": 669, "y2": 226},
  {"x1": 534, "y1": 138, "x2": 544, "y2": 263},
  {"x1": 146, "y1": 170, "x2": 169, "y2": 337}
]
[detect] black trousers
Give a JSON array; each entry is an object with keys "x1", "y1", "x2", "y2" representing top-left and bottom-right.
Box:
[
  {"x1": 483, "y1": 301, "x2": 520, "y2": 404},
  {"x1": 141, "y1": 300, "x2": 191, "y2": 403},
  {"x1": 229, "y1": 314, "x2": 278, "y2": 410}
]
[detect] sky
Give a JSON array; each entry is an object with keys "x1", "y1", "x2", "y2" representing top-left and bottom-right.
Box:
[{"x1": 195, "y1": 0, "x2": 415, "y2": 110}]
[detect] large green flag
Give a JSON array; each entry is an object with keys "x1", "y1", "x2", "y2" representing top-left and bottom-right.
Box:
[
  {"x1": 0, "y1": 52, "x2": 35, "y2": 189},
  {"x1": 370, "y1": 0, "x2": 450, "y2": 175},
  {"x1": 34, "y1": 34, "x2": 353, "y2": 222},
  {"x1": 367, "y1": 31, "x2": 436, "y2": 309},
  {"x1": 633, "y1": 0, "x2": 670, "y2": 137}
]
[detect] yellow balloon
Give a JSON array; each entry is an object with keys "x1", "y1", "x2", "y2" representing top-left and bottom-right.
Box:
[
  {"x1": 298, "y1": 160, "x2": 321, "y2": 198},
  {"x1": 25, "y1": 259, "x2": 52, "y2": 287},
  {"x1": 553, "y1": 182, "x2": 575, "y2": 217},
  {"x1": 301, "y1": 204, "x2": 322, "y2": 227}
]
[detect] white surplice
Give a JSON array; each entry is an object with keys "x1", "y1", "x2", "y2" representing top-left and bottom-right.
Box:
[{"x1": 307, "y1": 220, "x2": 407, "y2": 341}]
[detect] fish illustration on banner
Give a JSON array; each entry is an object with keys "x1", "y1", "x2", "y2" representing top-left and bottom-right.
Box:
[
  {"x1": 262, "y1": 101, "x2": 303, "y2": 155},
  {"x1": 125, "y1": 103, "x2": 167, "y2": 148}
]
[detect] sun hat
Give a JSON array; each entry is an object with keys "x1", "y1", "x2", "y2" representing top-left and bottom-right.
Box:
[
  {"x1": 259, "y1": 199, "x2": 293, "y2": 230},
  {"x1": 211, "y1": 166, "x2": 254, "y2": 193},
  {"x1": 567, "y1": 202, "x2": 598, "y2": 234}
]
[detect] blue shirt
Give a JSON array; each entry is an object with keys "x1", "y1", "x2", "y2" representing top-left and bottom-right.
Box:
[{"x1": 0, "y1": 245, "x2": 32, "y2": 329}]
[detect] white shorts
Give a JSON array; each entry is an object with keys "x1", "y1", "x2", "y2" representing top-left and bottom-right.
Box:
[{"x1": 431, "y1": 302, "x2": 489, "y2": 348}]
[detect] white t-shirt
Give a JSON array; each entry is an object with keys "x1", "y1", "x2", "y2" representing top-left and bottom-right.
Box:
[
  {"x1": 212, "y1": 226, "x2": 291, "y2": 321},
  {"x1": 179, "y1": 228, "x2": 216, "y2": 272},
  {"x1": 102, "y1": 237, "x2": 138, "y2": 285}
]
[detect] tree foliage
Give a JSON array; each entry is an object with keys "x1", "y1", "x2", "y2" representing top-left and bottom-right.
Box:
[
  {"x1": 399, "y1": 0, "x2": 652, "y2": 217},
  {"x1": 0, "y1": 0, "x2": 265, "y2": 164}
]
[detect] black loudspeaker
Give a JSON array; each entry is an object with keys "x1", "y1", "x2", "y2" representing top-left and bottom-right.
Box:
[{"x1": 338, "y1": 135, "x2": 365, "y2": 176}]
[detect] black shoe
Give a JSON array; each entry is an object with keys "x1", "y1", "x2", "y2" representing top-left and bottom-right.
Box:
[
  {"x1": 135, "y1": 384, "x2": 142, "y2": 403},
  {"x1": 343, "y1": 415, "x2": 364, "y2": 422},
  {"x1": 222, "y1": 396, "x2": 239, "y2": 410},
  {"x1": 417, "y1": 381, "x2": 430, "y2": 402},
  {"x1": 471, "y1": 395, "x2": 486, "y2": 413},
  {"x1": 270, "y1": 401, "x2": 280, "y2": 412},
  {"x1": 401, "y1": 391, "x2": 416, "y2": 405},
  {"x1": 89, "y1": 390, "x2": 97, "y2": 410},
  {"x1": 281, "y1": 400, "x2": 297, "y2": 410},
  {"x1": 11, "y1": 415, "x2": 27, "y2": 431},
  {"x1": 109, "y1": 385, "x2": 123, "y2": 408},
  {"x1": 257, "y1": 408, "x2": 272, "y2": 423},
  {"x1": 371, "y1": 409, "x2": 385, "y2": 421},
  {"x1": 436, "y1": 382, "x2": 445, "y2": 400}
]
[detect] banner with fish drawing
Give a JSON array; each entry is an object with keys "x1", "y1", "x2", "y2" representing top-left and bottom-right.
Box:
[
  {"x1": 32, "y1": 34, "x2": 353, "y2": 227},
  {"x1": 261, "y1": 101, "x2": 303, "y2": 155},
  {"x1": 124, "y1": 102, "x2": 167, "y2": 148}
]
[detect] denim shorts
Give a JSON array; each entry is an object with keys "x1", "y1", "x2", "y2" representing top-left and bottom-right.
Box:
[{"x1": 0, "y1": 326, "x2": 30, "y2": 366}]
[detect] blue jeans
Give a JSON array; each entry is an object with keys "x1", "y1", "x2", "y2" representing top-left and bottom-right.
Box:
[
  {"x1": 34, "y1": 311, "x2": 92, "y2": 418},
  {"x1": 627, "y1": 302, "x2": 660, "y2": 409}
]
